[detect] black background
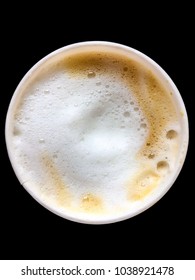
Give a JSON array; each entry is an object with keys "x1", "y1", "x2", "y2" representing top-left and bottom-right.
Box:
[{"x1": 1, "y1": 6, "x2": 194, "y2": 260}]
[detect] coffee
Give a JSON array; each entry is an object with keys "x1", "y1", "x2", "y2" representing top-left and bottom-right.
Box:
[{"x1": 6, "y1": 42, "x2": 188, "y2": 223}]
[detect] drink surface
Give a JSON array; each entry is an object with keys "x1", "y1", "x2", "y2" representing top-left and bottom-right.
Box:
[{"x1": 6, "y1": 43, "x2": 188, "y2": 223}]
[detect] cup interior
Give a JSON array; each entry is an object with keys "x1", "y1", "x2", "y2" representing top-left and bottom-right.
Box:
[{"x1": 5, "y1": 42, "x2": 189, "y2": 224}]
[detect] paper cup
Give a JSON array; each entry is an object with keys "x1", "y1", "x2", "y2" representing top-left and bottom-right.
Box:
[{"x1": 5, "y1": 42, "x2": 189, "y2": 224}]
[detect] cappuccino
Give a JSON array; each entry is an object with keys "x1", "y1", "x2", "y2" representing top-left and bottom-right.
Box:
[{"x1": 6, "y1": 42, "x2": 188, "y2": 223}]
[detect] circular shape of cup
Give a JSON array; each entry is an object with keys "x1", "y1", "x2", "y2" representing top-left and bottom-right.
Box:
[{"x1": 5, "y1": 41, "x2": 189, "y2": 224}]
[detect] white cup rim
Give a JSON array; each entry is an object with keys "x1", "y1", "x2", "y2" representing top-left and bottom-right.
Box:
[{"x1": 5, "y1": 41, "x2": 189, "y2": 224}]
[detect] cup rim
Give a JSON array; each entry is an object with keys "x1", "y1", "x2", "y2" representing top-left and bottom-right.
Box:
[{"x1": 5, "y1": 41, "x2": 189, "y2": 224}]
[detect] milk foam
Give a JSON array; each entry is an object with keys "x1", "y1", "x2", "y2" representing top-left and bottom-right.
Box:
[{"x1": 7, "y1": 45, "x2": 187, "y2": 222}]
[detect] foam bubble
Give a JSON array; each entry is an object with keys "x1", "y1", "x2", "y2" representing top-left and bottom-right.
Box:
[
  {"x1": 123, "y1": 111, "x2": 130, "y2": 118},
  {"x1": 87, "y1": 71, "x2": 96, "y2": 78},
  {"x1": 166, "y1": 129, "x2": 177, "y2": 139},
  {"x1": 39, "y1": 138, "x2": 45, "y2": 144},
  {"x1": 157, "y1": 161, "x2": 169, "y2": 174}
]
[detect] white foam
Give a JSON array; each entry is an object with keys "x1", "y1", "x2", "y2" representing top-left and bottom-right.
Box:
[{"x1": 12, "y1": 68, "x2": 146, "y2": 202}]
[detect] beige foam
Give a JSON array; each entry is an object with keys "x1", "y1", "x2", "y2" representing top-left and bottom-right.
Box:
[{"x1": 61, "y1": 50, "x2": 179, "y2": 161}]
